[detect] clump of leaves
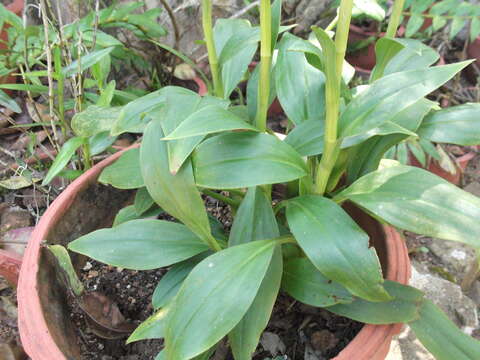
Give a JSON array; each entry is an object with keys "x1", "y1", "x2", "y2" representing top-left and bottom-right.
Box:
[{"x1": 69, "y1": 0, "x2": 480, "y2": 359}]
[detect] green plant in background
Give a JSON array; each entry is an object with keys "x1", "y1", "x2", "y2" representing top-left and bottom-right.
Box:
[
  {"x1": 67, "y1": 0, "x2": 480, "y2": 359},
  {"x1": 403, "y1": 0, "x2": 480, "y2": 40},
  {"x1": 0, "y1": 1, "x2": 170, "y2": 185}
]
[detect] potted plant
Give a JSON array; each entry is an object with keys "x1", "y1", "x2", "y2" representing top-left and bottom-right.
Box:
[{"x1": 19, "y1": 0, "x2": 480, "y2": 359}]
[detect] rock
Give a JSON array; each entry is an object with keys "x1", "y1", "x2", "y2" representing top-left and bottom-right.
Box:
[
  {"x1": 310, "y1": 330, "x2": 338, "y2": 352},
  {"x1": 464, "y1": 181, "x2": 480, "y2": 197},
  {"x1": 0, "y1": 206, "x2": 31, "y2": 233},
  {"x1": 261, "y1": 331, "x2": 286, "y2": 356},
  {"x1": 386, "y1": 263, "x2": 479, "y2": 359},
  {"x1": 427, "y1": 240, "x2": 476, "y2": 279},
  {"x1": 466, "y1": 280, "x2": 480, "y2": 306}
]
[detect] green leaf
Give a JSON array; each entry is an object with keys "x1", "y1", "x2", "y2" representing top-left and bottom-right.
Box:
[
  {"x1": 157, "y1": 87, "x2": 229, "y2": 173},
  {"x1": 328, "y1": 281, "x2": 424, "y2": 324},
  {"x1": 112, "y1": 205, "x2": 163, "y2": 227},
  {"x1": 384, "y1": 39, "x2": 439, "y2": 75},
  {"x1": 0, "y1": 83, "x2": 49, "y2": 93},
  {"x1": 283, "y1": 257, "x2": 353, "y2": 307},
  {"x1": 336, "y1": 164, "x2": 480, "y2": 248},
  {"x1": 346, "y1": 99, "x2": 436, "y2": 183},
  {"x1": 275, "y1": 33, "x2": 325, "y2": 125},
  {"x1": 63, "y1": 47, "x2": 115, "y2": 77},
  {"x1": 214, "y1": 19, "x2": 259, "y2": 98},
  {"x1": 0, "y1": 89, "x2": 21, "y2": 113},
  {"x1": 98, "y1": 147, "x2": 144, "y2": 189},
  {"x1": 127, "y1": 307, "x2": 169, "y2": 343},
  {"x1": 68, "y1": 219, "x2": 209, "y2": 270},
  {"x1": 287, "y1": 195, "x2": 390, "y2": 302},
  {"x1": 405, "y1": 13, "x2": 424, "y2": 37},
  {"x1": 370, "y1": 37, "x2": 405, "y2": 82},
  {"x1": 48, "y1": 245, "x2": 84, "y2": 297},
  {"x1": 141, "y1": 120, "x2": 215, "y2": 249},
  {"x1": 229, "y1": 187, "x2": 279, "y2": 247},
  {"x1": 89, "y1": 131, "x2": 116, "y2": 155},
  {"x1": 192, "y1": 132, "x2": 308, "y2": 189},
  {"x1": 409, "y1": 299, "x2": 480, "y2": 360},
  {"x1": 96, "y1": 80, "x2": 116, "y2": 107},
  {"x1": 134, "y1": 187, "x2": 155, "y2": 215},
  {"x1": 228, "y1": 187, "x2": 281, "y2": 360},
  {"x1": 164, "y1": 239, "x2": 277, "y2": 359},
  {"x1": 247, "y1": 61, "x2": 277, "y2": 122},
  {"x1": 152, "y1": 255, "x2": 207, "y2": 310},
  {"x1": 352, "y1": 0, "x2": 386, "y2": 21},
  {"x1": 71, "y1": 105, "x2": 122, "y2": 137},
  {"x1": 111, "y1": 88, "x2": 166, "y2": 135},
  {"x1": 271, "y1": 0, "x2": 282, "y2": 51},
  {"x1": 339, "y1": 62, "x2": 470, "y2": 138},
  {"x1": 162, "y1": 105, "x2": 257, "y2": 140},
  {"x1": 42, "y1": 137, "x2": 86, "y2": 186},
  {"x1": 471, "y1": 16, "x2": 480, "y2": 42},
  {"x1": 417, "y1": 103, "x2": 480, "y2": 146}
]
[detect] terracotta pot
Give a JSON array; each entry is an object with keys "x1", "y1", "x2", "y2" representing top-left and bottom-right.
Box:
[
  {"x1": 0, "y1": 0, "x2": 24, "y2": 92},
  {"x1": 466, "y1": 37, "x2": 480, "y2": 84},
  {"x1": 0, "y1": 249, "x2": 22, "y2": 286},
  {"x1": 18, "y1": 146, "x2": 410, "y2": 359},
  {"x1": 346, "y1": 23, "x2": 382, "y2": 72}
]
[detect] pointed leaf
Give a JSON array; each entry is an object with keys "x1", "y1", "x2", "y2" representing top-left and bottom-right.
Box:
[
  {"x1": 42, "y1": 137, "x2": 86, "y2": 186},
  {"x1": 68, "y1": 219, "x2": 209, "y2": 270},
  {"x1": 72, "y1": 105, "x2": 122, "y2": 137},
  {"x1": 287, "y1": 195, "x2": 390, "y2": 302},
  {"x1": 152, "y1": 254, "x2": 207, "y2": 310},
  {"x1": 112, "y1": 88, "x2": 166, "y2": 135},
  {"x1": 98, "y1": 147, "x2": 144, "y2": 189},
  {"x1": 141, "y1": 120, "x2": 214, "y2": 248},
  {"x1": 384, "y1": 39, "x2": 439, "y2": 75},
  {"x1": 0, "y1": 89, "x2": 21, "y2": 113},
  {"x1": 409, "y1": 299, "x2": 480, "y2": 360},
  {"x1": 158, "y1": 87, "x2": 229, "y2": 173},
  {"x1": 336, "y1": 164, "x2": 480, "y2": 248},
  {"x1": 370, "y1": 37, "x2": 405, "y2": 82},
  {"x1": 229, "y1": 187, "x2": 279, "y2": 247},
  {"x1": 193, "y1": 132, "x2": 308, "y2": 189},
  {"x1": 339, "y1": 62, "x2": 471, "y2": 138},
  {"x1": 63, "y1": 47, "x2": 115, "y2": 77},
  {"x1": 275, "y1": 33, "x2": 325, "y2": 125},
  {"x1": 127, "y1": 307, "x2": 169, "y2": 343},
  {"x1": 163, "y1": 105, "x2": 257, "y2": 140},
  {"x1": 417, "y1": 103, "x2": 480, "y2": 146},
  {"x1": 112, "y1": 205, "x2": 163, "y2": 227},
  {"x1": 164, "y1": 239, "x2": 277, "y2": 359},
  {"x1": 328, "y1": 281, "x2": 424, "y2": 324},
  {"x1": 283, "y1": 257, "x2": 353, "y2": 307},
  {"x1": 134, "y1": 187, "x2": 155, "y2": 215},
  {"x1": 228, "y1": 187, "x2": 281, "y2": 360}
]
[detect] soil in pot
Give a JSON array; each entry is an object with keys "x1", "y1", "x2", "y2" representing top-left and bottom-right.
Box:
[{"x1": 66, "y1": 196, "x2": 370, "y2": 360}]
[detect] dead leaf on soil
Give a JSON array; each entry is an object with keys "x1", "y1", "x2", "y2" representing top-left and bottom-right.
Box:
[
  {"x1": 78, "y1": 292, "x2": 136, "y2": 340},
  {"x1": 261, "y1": 331, "x2": 286, "y2": 356},
  {"x1": 0, "y1": 176, "x2": 41, "y2": 190}
]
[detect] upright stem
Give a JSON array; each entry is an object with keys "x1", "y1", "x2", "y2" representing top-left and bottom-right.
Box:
[
  {"x1": 314, "y1": 0, "x2": 354, "y2": 195},
  {"x1": 202, "y1": 0, "x2": 224, "y2": 98},
  {"x1": 255, "y1": 0, "x2": 272, "y2": 132},
  {"x1": 386, "y1": 0, "x2": 406, "y2": 38}
]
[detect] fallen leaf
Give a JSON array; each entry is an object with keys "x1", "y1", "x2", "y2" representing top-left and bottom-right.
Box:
[{"x1": 261, "y1": 332, "x2": 286, "y2": 356}]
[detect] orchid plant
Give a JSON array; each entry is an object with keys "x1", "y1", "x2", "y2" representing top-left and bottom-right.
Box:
[{"x1": 68, "y1": 0, "x2": 480, "y2": 359}]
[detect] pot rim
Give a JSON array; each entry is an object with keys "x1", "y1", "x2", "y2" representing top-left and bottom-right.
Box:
[
  {"x1": 18, "y1": 145, "x2": 410, "y2": 360},
  {"x1": 6, "y1": 0, "x2": 24, "y2": 16}
]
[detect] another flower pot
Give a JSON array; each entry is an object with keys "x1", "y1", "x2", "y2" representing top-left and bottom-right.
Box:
[
  {"x1": 0, "y1": 249, "x2": 22, "y2": 286},
  {"x1": 0, "y1": 0, "x2": 24, "y2": 93},
  {"x1": 346, "y1": 23, "x2": 382, "y2": 72},
  {"x1": 466, "y1": 37, "x2": 480, "y2": 84},
  {"x1": 18, "y1": 148, "x2": 411, "y2": 360}
]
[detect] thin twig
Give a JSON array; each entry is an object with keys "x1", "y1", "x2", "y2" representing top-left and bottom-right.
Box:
[
  {"x1": 40, "y1": 0, "x2": 59, "y2": 143},
  {"x1": 159, "y1": 0, "x2": 180, "y2": 50}
]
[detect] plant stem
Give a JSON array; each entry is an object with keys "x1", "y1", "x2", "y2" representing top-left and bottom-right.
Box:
[
  {"x1": 255, "y1": 0, "x2": 272, "y2": 132},
  {"x1": 386, "y1": 0, "x2": 406, "y2": 38},
  {"x1": 202, "y1": 0, "x2": 224, "y2": 98},
  {"x1": 202, "y1": 189, "x2": 241, "y2": 207},
  {"x1": 325, "y1": 14, "x2": 339, "y2": 32},
  {"x1": 314, "y1": 0, "x2": 354, "y2": 195},
  {"x1": 82, "y1": 142, "x2": 92, "y2": 170}
]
